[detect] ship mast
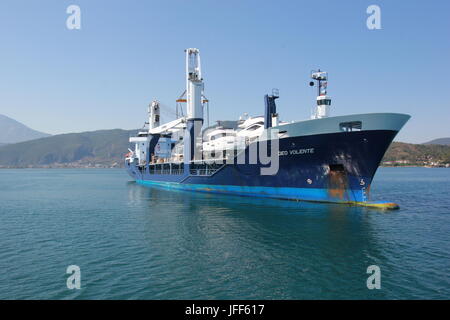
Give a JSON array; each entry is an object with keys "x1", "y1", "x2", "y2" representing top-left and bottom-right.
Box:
[
  {"x1": 185, "y1": 48, "x2": 203, "y2": 121},
  {"x1": 309, "y1": 70, "x2": 332, "y2": 119},
  {"x1": 183, "y1": 48, "x2": 205, "y2": 163},
  {"x1": 148, "y1": 100, "x2": 160, "y2": 130}
]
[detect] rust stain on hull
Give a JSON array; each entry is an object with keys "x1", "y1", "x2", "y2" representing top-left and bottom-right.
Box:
[{"x1": 327, "y1": 165, "x2": 349, "y2": 200}]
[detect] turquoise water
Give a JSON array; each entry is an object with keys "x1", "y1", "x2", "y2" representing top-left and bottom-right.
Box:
[{"x1": 0, "y1": 167, "x2": 449, "y2": 299}]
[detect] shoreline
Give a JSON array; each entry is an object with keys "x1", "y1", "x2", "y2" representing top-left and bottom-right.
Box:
[{"x1": 1, "y1": 165, "x2": 448, "y2": 169}]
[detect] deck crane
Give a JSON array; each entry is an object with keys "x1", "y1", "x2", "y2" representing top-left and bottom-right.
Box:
[{"x1": 182, "y1": 48, "x2": 206, "y2": 163}]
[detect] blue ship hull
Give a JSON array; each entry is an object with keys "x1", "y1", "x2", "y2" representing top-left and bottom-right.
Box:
[{"x1": 126, "y1": 129, "x2": 397, "y2": 204}]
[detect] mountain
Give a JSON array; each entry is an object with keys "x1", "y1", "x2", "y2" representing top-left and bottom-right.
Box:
[
  {"x1": 1, "y1": 129, "x2": 449, "y2": 168},
  {"x1": 0, "y1": 129, "x2": 134, "y2": 168},
  {"x1": 0, "y1": 114, "x2": 50, "y2": 144},
  {"x1": 423, "y1": 137, "x2": 450, "y2": 145}
]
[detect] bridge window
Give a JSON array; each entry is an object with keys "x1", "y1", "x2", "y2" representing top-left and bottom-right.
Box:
[
  {"x1": 339, "y1": 121, "x2": 362, "y2": 132},
  {"x1": 317, "y1": 99, "x2": 331, "y2": 106}
]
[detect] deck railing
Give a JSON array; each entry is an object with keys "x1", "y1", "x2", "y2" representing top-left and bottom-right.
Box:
[{"x1": 145, "y1": 161, "x2": 225, "y2": 176}]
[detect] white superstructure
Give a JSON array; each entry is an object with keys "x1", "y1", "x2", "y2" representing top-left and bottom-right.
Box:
[{"x1": 126, "y1": 52, "x2": 367, "y2": 166}]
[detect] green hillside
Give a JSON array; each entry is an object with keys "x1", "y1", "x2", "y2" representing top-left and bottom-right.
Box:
[
  {"x1": 0, "y1": 129, "x2": 134, "y2": 168},
  {"x1": 382, "y1": 142, "x2": 450, "y2": 166},
  {"x1": 1, "y1": 130, "x2": 449, "y2": 168}
]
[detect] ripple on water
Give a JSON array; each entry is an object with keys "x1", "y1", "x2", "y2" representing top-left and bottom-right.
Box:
[{"x1": 0, "y1": 168, "x2": 449, "y2": 299}]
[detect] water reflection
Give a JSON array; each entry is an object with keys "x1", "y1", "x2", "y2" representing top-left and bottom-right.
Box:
[{"x1": 126, "y1": 181, "x2": 388, "y2": 299}]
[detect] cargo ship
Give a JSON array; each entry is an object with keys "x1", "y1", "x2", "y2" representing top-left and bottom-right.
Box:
[{"x1": 125, "y1": 48, "x2": 410, "y2": 209}]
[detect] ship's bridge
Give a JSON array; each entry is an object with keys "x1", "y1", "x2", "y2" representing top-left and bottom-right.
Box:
[{"x1": 316, "y1": 95, "x2": 331, "y2": 106}]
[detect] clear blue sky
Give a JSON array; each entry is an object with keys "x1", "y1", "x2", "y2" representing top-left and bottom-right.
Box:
[{"x1": 1, "y1": 0, "x2": 449, "y2": 143}]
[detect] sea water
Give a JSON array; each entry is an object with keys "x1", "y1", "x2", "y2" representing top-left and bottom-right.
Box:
[{"x1": 0, "y1": 167, "x2": 448, "y2": 299}]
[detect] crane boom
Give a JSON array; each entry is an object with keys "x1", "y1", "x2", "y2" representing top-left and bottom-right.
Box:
[{"x1": 149, "y1": 117, "x2": 186, "y2": 135}]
